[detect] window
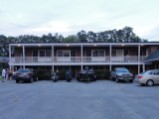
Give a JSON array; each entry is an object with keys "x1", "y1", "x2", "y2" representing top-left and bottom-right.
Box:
[
  {"x1": 92, "y1": 50, "x2": 104, "y2": 57},
  {"x1": 39, "y1": 50, "x2": 51, "y2": 57},
  {"x1": 46, "y1": 51, "x2": 51, "y2": 57},
  {"x1": 152, "y1": 70, "x2": 159, "y2": 75},
  {"x1": 39, "y1": 51, "x2": 45, "y2": 57},
  {"x1": 112, "y1": 50, "x2": 123, "y2": 56},
  {"x1": 57, "y1": 50, "x2": 70, "y2": 57}
]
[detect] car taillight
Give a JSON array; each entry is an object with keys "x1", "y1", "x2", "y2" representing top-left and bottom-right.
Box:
[{"x1": 137, "y1": 75, "x2": 143, "y2": 79}]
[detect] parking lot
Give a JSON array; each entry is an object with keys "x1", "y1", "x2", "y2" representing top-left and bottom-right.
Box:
[{"x1": 0, "y1": 79, "x2": 159, "y2": 119}]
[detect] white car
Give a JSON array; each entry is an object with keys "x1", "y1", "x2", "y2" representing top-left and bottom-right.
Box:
[{"x1": 136, "y1": 69, "x2": 159, "y2": 86}]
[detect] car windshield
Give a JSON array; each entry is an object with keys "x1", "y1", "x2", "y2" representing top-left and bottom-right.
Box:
[
  {"x1": 116, "y1": 68, "x2": 129, "y2": 72},
  {"x1": 17, "y1": 69, "x2": 31, "y2": 73}
]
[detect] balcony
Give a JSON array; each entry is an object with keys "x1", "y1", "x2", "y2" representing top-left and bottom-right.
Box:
[{"x1": 10, "y1": 55, "x2": 146, "y2": 65}]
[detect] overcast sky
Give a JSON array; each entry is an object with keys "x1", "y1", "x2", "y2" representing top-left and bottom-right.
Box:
[{"x1": 0, "y1": 0, "x2": 159, "y2": 41}]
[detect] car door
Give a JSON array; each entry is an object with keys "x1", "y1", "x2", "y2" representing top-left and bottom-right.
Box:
[
  {"x1": 155, "y1": 70, "x2": 159, "y2": 84},
  {"x1": 152, "y1": 70, "x2": 159, "y2": 84}
]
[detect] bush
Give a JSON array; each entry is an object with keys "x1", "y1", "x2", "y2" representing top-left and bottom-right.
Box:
[
  {"x1": 95, "y1": 69, "x2": 110, "y2": 79},
  {"x1": 58, "y1": 69, "x2": 66, "y2": 80},
  {"x1": 35, "y1": 69, "x2": 51, "y2": 80}
]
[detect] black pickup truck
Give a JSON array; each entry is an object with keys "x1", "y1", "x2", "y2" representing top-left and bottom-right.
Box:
[{"x1": 77, "y1": 69, "x2": 96, "y2": 82}]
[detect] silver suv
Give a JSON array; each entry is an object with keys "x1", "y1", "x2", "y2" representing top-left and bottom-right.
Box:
[{"x1": 110, "y1": 67, "x2": 134, "y2": 83}]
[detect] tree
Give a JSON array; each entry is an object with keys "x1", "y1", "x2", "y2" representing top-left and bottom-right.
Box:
[
  {"x1": 87, "y1": 31, "x2": 97, "y2": 42},
  {"x1": 63, "y1": 35, "x2": 79, "y2": 43},
  {"x1": 77, "y1": 30, "x2": 88, "y2": 42}
]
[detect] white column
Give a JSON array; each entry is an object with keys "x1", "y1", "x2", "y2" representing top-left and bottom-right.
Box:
[
  {"x1": 142, "y1": 63, "x2": 145, "y2": 72},
  {"x1": 138, "y1": 45, "x2": 140, "y2": 62},
  {"x1": 22, "y1": 45, "x2": 25, "y2": 69},
  {"x1": 52, "y1": 65, "x2": 54, "y2": 72},
  {"x1": 109, "y1": 44, "x2": 112, "y2": 71},
  {"x1": 51, "y1": 45, "x2": 54, "y2": 72},
  {"x1": 81, "y1": 45, "x2": 83, "y2": 70},
  {"x1": 9, "y1": 45, "x2": 11, "y2": 66},
  {"x1": 138, "y1": 65, "x2": 140, "y2": 74},
  {"x1": 109, "y1": 65, "x2": 112, "y2": 71},
  {"x1": 137, "y1": 45, "x2": 141, "y2": 74}
]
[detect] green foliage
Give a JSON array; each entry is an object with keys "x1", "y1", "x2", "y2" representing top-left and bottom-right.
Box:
[
  {"x1": 0, "y1": 26, "x2": 148, "y2": 45},
  {"x1": 77, "y1": 30, "x2": 88, "y2": 42},
  {"x1": 58, "y1": 69, "x2": 66, "y2": 80},
  {"x1": 0, "y1": 63, "x2": 3, "y2": 72},
  {"x1": 35, "y1": 69, "x2": 52, "y2": 80},
  {"x1": 95, "y1": 69, "x2": 110, "y2": 79},
  {"x1": 63, "y1": 35, "x2": 79, "y2": 43}
]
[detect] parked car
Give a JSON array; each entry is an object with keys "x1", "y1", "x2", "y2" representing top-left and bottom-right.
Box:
[
  {"x1": 135, "y1": 69, "x2": 159, "y2": 86},
  {"x1": 15, "y1": 68, "x2": 36, "y2": 83},
  {"x1": 77, "y1": 69, "x2": 96, "y2": 82},
  {"x1": 110, "y1": 67, "x2": 134, "y2": 83}
]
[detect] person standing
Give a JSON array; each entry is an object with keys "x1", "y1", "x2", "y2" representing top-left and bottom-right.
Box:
[
  {"x1": 5, "y1": 68, "x2": 9, "y2": 80},
  {"x1": 12, "y1": 67, "x2": 17, "y2": 80},
  {"x1": 1, "y1": 68, "x2": 6, "y2": 82}
]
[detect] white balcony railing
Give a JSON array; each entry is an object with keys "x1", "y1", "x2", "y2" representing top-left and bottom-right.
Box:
[{"x1": 10, "y1": 55, "x2": 146, "y2": 64}]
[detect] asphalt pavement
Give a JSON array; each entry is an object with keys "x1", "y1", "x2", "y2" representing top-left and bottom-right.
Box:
[{"x1": 0, "y1": 79, "x2": 159, "y2": 119}]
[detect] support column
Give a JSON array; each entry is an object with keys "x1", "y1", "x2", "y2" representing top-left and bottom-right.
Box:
[
  {"x1": 138, "y1": 65, "x2": 140, "y2": 74},
  {"x1": 109, "y1": 44, "x2": 112, "y2": 71},
  {"x1": 142, "y1": 63, "x2": 145, "y2": 72},
  {"x1": 81, "y1": 45, "x2": 83, "y2": 70},
  {"x1": 138, "y1": 45, "x2": 140, "y2": 62},
  {"x1": 137, "y1": 45, "x2": 141, "y2": 74},
  {"x1": 52, "y1": 66, "x2": 54, "y2": 72},
  {"x1": 22, "y1": 45, "x2": 25, "y2": 69},
  {"x1": 109, "y1": 65, "x2": 112, "y2": 71},
  {"x1": 9, "y1": 45, "x2": 11, "y2": 66},
  {"x1": 51, "y1": 45, "x2": 54, "y2": 72}
]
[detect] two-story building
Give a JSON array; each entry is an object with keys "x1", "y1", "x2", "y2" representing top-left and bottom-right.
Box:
[{"x1": 8, "y1": 42, "x2": 159, "y2": 77}]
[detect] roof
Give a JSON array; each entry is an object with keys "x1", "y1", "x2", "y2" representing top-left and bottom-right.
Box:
[
  {"x1": 9, "y1": 42, "x2": 159, "y2": 47},
  {"x1": 145, "y1": 49, "x2": 159, "y2": 62}
]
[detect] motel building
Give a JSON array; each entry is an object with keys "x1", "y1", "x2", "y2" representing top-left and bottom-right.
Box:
[{"x1": 9, "y1": 42, "x2": 159, "y2": 78}]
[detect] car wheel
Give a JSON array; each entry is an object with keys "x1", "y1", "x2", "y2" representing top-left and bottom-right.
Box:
[
  {"x1": 16, "y1": 80, "x2": 19, "y2": 83},
  {"x1": 30, "y1": 78, "x2": 33, "y2": 83},
  {"x1": 146, "y1": 80, "x2": 154, "y2": 86}
]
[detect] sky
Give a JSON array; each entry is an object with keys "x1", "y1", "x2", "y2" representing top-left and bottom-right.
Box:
[{"x1": 0, "y1": 0, "x2": 159, "y2": 41}]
